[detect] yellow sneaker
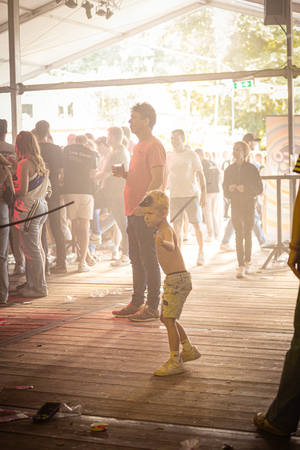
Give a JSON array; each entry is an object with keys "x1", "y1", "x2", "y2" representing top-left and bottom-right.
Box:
[{"x1": 154, "y1": 359, "x2": 186, "y2": 377}]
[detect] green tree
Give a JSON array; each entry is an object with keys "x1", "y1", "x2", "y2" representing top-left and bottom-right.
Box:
[{"x1": 58, "y1": 7, "x2": 300, "y2": 138}]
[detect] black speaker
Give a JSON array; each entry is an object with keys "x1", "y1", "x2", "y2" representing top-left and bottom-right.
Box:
[{"x1": 264, "y1": 0, "x2": 287, "y2": 25}]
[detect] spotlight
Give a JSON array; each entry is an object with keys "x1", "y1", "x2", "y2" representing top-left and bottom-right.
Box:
[
  {"x1": 96, "y1": 8, "x2": 106, "y2": 16},
  {"x1": 65, "y1": 0, "x2": 78, "y2": 8},
  {"x1": 82, "y1": 1, "x2": 94, "y2": 19},
  {"x1": 106, "y1": 8, "x2": 114, "y2": 19}
]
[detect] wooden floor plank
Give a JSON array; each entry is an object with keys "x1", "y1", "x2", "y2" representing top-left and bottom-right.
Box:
[{"x1": 1, "y1": 242, "x2": 300, "y2": 448}]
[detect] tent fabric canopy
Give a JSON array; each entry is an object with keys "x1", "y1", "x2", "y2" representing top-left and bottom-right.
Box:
[{"x1": 1, "y1": 0, "x2": 300, "y2": 88}]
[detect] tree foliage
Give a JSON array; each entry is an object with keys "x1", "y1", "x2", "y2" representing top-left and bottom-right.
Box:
[{"x1": 59, "y1": 7, "x2": 300, "y2": 141}]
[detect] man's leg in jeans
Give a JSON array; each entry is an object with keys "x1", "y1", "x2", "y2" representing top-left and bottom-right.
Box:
[
  {"x1": 222, "y1": 218, "x2": 234, "y2": 245},
  {"x1": 266, "y1": 286, "x2": 300, "y2": 433},
  {"x1": 130, "y1": 215, "x2": 161, "y2": 310},
  {"x1": 253, "y1": 209, "x2": 266, "y2": 245},
  {"x1": 127, "y1": 215, "x2": 147, "y2": 308},
  {"x1": 48, "y1": 200, "x2": 66, "y2": 267},
  {"x1": 110, "y1": 198, "x2": 129, "y2": 256},
  {"x1": 91, "y1": 209, "x2": 101, "y2": 235}
]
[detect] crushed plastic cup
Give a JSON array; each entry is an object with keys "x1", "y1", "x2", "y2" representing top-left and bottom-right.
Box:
[
  {"x1": 65, "y1": 295, "x2": 76, "y2": 303},
  {"x1": 99, "y1": 288, "x2": 109, "y2": 297},
  {"x1": 56, "y1": 403, "x2": 82, "y2": 418},
  {"x1": 111, "y1": 288, "x2": 122, "y2": 295},
  {"x1": 90, "y1": 290, "x2": 100, "y2": 297},
  {"x1": 268, "y1": 260, "x2": 277, "y2": 268}
]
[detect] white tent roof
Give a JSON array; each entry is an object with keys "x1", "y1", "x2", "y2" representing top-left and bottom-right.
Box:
[{"x1": 1, "y1": 0, "x2": 300, "y2": 87}]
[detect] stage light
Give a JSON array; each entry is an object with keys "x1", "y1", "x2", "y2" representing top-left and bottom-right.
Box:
[
  {"x1": 96, "y1": 7, "x2": 106, "y2": 16},
  {"x1": 65, "y1": 0, "x2": 78, "y2": 8},
  {"x1": 82, "y1": 1, "x2": 94, "y2": 19},
  {"x1": 106, "y1": 8, "x2": 113, "y2": 19}
]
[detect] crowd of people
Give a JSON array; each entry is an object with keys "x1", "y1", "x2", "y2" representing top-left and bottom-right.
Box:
[
  {"x1": 0, "y1": 106, "x2": 269, "y2": 304},
  {"x1": 1, "y1": 104, "x2": 300, "y2": 435}
]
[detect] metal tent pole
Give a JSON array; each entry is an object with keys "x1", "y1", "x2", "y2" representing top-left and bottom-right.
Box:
[
  {"x1": 286, "y1": 0, "x2": 296, "y2": 221},
  {"x1": 8, "y1": 0, "x2": 22, "y2": 142}
]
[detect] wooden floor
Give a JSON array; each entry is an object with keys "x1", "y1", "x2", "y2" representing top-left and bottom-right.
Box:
[{"x1": 1, "y1": 238, "x2": 300, "y2": 449}]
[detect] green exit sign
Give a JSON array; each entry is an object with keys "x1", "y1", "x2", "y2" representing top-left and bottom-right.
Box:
[{"x1": 233, "y1": 80, "x2": 253, "y2": 89}]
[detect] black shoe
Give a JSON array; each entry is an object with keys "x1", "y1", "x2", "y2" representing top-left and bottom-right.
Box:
[
  {"x1": 16, "y1": 282, "x2": 27, "y2": 291},
  {"x1": 50, "y1": 265, "x2": 67, "y2": 274}
]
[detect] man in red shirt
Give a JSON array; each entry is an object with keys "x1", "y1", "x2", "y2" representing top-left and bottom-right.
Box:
[{"x1": 112, "y1": 102, "x2": 166, "y2": 322}]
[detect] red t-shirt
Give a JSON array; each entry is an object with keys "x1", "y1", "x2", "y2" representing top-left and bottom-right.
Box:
[{"x1": 124, "y1": 136, "x2": 166, "y2": 216}]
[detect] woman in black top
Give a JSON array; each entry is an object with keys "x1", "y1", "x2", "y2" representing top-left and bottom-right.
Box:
[{"x1": 223, "y1": 141, "x2": 263, "y2": 278}]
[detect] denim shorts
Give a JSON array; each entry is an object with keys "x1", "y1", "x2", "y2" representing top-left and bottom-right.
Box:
[
  {"x1": 161, "y1": 271, "x2": 192, "y2": 319},
  {"x1": 170, "y1": 196, "x2": 202, "y2": 223}
]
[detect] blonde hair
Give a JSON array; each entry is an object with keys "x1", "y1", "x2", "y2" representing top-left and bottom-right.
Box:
[
  {"x1": 140, "y1": 190, "x2": 169, "y2": 212},
  {"x1": 15, "y1": 131, "x2": 47, "y2": 177},
  {"x1": 234, "y1": 140, "x2": 250, "y2": 157}
]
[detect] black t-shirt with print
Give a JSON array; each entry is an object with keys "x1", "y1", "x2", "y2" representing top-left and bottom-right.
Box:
[{"x1": 63, "y1": 144, "x2": 97, "y2": 195}]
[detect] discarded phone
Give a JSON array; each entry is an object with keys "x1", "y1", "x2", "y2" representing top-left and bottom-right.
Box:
[{"x1": 32, "y1": 402, "x2": 61, "y2": 422}]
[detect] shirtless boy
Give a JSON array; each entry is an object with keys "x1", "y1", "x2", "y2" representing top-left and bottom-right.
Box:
[{"x1": 139, "y1": 190, "x2": 201, "y2": 376}]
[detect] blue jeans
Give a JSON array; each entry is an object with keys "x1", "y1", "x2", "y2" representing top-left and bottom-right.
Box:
[
  {"x1": 108, "y1": 197, "x2": 128, "y2": 255},
  {"x1": 0, "y1": 199, "x2": 9, "y2": 303},
  {"x1": 91, "y1": 198, "x2": 129, "y2": 256},
  {"x1": 91, "y1": 208, "x2": 101, "y2": 235},
  {"x1": 19, "y1": 199, "x2": 48, "y2": 294},
  {"x1": 266, "y1": 286, "x2": 300, "y2": 433},
  {"x1": 127, "y1": 215, "x2": 161, "y2": 310}
]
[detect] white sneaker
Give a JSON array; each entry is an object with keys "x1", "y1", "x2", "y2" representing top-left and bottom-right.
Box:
[
  {"x1": 197, "y1": 252, "x2": 205, "y2": 266},
  {"x1": 236, "y1": 266, "x2": 245, "y2": 278},
  {"x1": 245, "y1": 262, "x2": 251, "y2": 274},
  {"x1": 220, "y1": 243, "x2": 235, "y2": 252},
  {"x1": 86, "y1": 255, "x2": 97, "y2": 267},
  {"x1": 154, "y1": 359, "x2": 186, "y2": 377},
  {"x1": 110, "y1": 256, "x2": 130, "y2": 267},
  {"x1": 78, "y1": 263, "x2": 91, "y2": 273}
]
